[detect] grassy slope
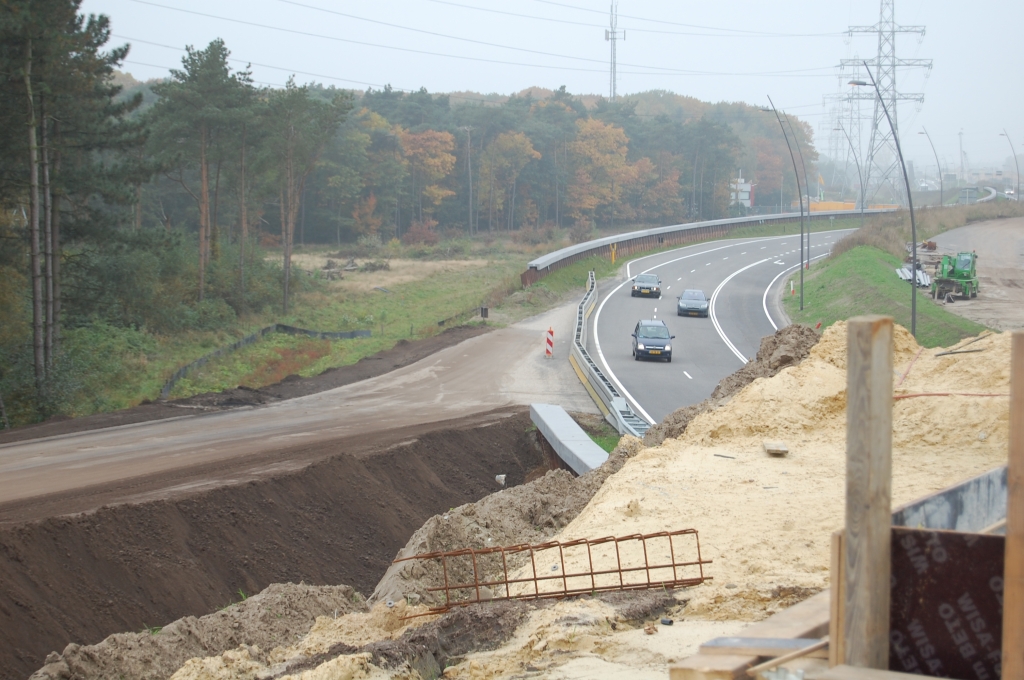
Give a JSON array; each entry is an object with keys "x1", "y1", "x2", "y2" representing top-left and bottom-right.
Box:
[{"x1": 784, "y1": 245, "x2": 987, "y2": 348}]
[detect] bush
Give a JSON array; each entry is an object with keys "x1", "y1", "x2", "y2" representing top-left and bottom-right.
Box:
[
  {"x1": 402, "y1": 219, "x2": 440, "y2": 246},
  {"x1": 569, "y1": 220, "x2": 593, "y2": 244}
]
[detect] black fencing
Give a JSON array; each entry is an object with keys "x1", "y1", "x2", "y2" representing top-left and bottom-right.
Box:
[{"x1": 159, "y1": 324, "x2": 371, "y2": 399}]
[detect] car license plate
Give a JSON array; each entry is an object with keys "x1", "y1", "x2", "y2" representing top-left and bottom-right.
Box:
[
  {"x1": 641, "y1": 289, "x2": 650, "y2": 294},
  {"x1": 689, "y1": 311, "x2": 698, "y2": 316},
  {"x1": 649, "y1": 350, "x2": 661, "y2": 354}
]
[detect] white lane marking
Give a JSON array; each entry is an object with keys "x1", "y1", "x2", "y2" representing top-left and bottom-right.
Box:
[
  {"x1": 709, "y1": 258, "x2": 771, "y2": 365},
  {"x1": 683, "y1": 371, "x2": 693, "y2": 379},
  {"x1": 774, "y1": 260, "x2": 785, "y2": 265},
  {"x1": 690, "y1": 269, "x2": 695, "y2": 273},
  {"x1": 741, "y1": 252, "x2": 747, "y2": 255},
  {"x1": 761, "y1": 246, "x2": 767, "y2": 249},
  {"x1": 666, "y1": 286, "x2": 671, "y2": 290},
  {"x1": 762, "y1": 251, "x2": 832, "y2": 330},
  {"x1": 653, "y1": 307, "x2": 657, "y2": 312},
  {"x1": 723, "y1": 256, "x2": 728, "y2": 260},
  {"x1": 706, "y1": 262, "x2": 711, "y2": 266},
  {"x1": 677, "y1": 277, "x2": 682, "y2": 281}
]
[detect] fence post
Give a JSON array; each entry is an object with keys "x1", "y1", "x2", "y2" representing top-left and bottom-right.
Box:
[
  {"x1": 1004, "y1": 331, "x2": 1024, "y2": 677},
  {"x1": 843, "y1": 315, "x2": 893, "y2": 669}
]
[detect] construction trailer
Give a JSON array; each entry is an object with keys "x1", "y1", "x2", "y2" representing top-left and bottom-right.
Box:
[{"x1": 671, "y1": 321, "x2": 1023, "y2": 680}]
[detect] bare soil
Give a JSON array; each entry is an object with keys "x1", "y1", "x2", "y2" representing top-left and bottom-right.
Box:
[
  {"x1": 0, "y1": 325, "x2": 490, "y2": 445},
  {"x1": 0, "y1": 406, "x2": 546, "y2": 680}
]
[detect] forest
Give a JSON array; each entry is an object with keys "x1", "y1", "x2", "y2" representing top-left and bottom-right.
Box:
[{"x1": 0, "y1": 0, "x2": 817, "y2": 425}]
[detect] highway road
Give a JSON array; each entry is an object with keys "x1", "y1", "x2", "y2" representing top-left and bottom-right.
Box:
[{"x1": 591, "y1": 229, "x2": 855, "y2": 423}]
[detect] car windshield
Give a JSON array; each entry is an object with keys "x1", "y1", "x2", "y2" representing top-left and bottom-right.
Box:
[
  {"x1": 638, "y1": 325, "x2": 670, "y2": 339},
  {"x1": 681, "y1": 290, "x2": 705, "y2": 301},
  {"x1": 635, "y1": 275, "x2": 658, "y2": 285}
]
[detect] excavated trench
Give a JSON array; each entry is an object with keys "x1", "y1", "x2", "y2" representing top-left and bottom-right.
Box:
[{"x1": 0, "y1": 407, "x2": 548, "y2": 680}]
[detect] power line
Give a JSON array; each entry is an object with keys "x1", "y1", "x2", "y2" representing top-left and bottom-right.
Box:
[
  {"x1": 278, "y1": 0, "x2": 702, "y2": 73},
  {"x1": 126, "y1": 1, "x2": 836, "y2": 79},
  {"x1": 532, "y1": 0, "x2": 845, "y2": 37}
]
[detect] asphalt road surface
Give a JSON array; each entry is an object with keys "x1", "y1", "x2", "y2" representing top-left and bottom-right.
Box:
[{"x1": 592, "y1": 229, "x2": 855, "y2": 423}]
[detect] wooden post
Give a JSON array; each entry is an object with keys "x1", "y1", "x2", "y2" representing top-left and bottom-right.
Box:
[
  {"x1": 1004, "y1": 331, "x2": 1024, "y2": 677},
  {"x1": 844, "y1": 316, "x2": 893, "y2": 669}
]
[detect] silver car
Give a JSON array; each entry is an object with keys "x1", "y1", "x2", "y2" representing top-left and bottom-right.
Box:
[{"x1": 677, "y1": 289, "x2": 709, "y2": 317}]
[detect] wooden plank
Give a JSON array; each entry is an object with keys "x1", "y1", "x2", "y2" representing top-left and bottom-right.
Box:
[
  {"x1": 844, "y1": 316, "x2": 893, "y2": 669},
  {"x1": 739, "y1": 589, "x2": 831, "y2": 639},
  {"x1": 829, "y1": 529, "x2": 845, "y2": 668},
  {"x1": 669, "y1": 654, "x2": 753, "y2": 680},
  {"x1": 1005, "y1": 331, "x2": 1024, "y2": 678},
  {"x1": 698, "y1": 637, "x2": 828, "y2": 659},
  {"x1": 806, "y1": 664, "x2": 931, "y2": 679}
]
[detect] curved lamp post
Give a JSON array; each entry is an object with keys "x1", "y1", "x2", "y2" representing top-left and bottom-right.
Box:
[
  {"x1": 850, "y1": 61, "x2": 919, "y2": 337},
  {"x1": 763, "y1": 97, "x2": 805, "y2": 310},
  {"x1": 784, "y1": 113, "x2": 812, "y2": 275},
  {"x1": 1001, "y1": 130, "x2": 1020, "y2": 201},
  {"x1": 835, "y1": 122, "x2": 865, "y2": 230},
  {"x1": 918, "y1": 127, "x2": 943, "y2": 207}
]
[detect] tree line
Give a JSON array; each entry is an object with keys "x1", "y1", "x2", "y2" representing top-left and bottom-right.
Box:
[{"x1": 0, "y1": 0, "x2": 817, "y2": 421}]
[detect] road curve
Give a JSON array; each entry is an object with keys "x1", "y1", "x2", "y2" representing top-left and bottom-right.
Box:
[
  {"x1": 0, "y1": 303, "x2": 596, "y2": 513},
  {"x1": 592, "y1": 230, "x2": 853, "y2": 423}
]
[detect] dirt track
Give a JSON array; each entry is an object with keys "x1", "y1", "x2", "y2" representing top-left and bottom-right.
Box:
[{"x1": 0, "y1": 301, "x2": 594, "y2": 518}]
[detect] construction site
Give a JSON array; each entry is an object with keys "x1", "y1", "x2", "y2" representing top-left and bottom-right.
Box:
[{"x1": 8, "y1": 304, "x2": 1017, "y2": 679}]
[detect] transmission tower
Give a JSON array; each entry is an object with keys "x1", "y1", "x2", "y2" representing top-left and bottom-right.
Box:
[
  {"x1": 843, "y1": 0, "x2": 931, "y2": 205},
  {"x1": 605, "y1": 3, "x2": 624, "y2": 99}
]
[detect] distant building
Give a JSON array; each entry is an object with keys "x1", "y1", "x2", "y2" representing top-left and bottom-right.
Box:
[{"x1": 730, "y1": 172, "x2": 753, "y2": 208}]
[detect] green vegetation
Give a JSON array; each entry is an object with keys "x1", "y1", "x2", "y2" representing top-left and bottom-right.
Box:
[
  {"x1": 784, "y1": 245, "x2": 987, "y2": 348},
  {"x1": 589, "y1": 433, "x2": 623, "y2": 454}
]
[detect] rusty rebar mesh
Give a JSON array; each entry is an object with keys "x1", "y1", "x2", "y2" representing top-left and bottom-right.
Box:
[{"x1": 393, "y1": 529, "x2": 711, "y2": 617}]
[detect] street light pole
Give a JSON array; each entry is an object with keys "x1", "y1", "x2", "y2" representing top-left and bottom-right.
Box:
[
  {"x1": 834, "y1": 123, "x2": 865, "y2": 230},
  {"x1": 919, "y1": 127, "x2": 942, "y2": 207},
  {"x1": 784, "y1": 114, "x2": 811, "y2": 274},
  {"x1": 850, "y1": 61, "x2": 919, "y2": 338},
  {"x1": 1001, "y1": 130, "x2": 1020, "y2": 202},
  {"x1": 765, "y1": 96, "x2": 805, "y2": 310}
]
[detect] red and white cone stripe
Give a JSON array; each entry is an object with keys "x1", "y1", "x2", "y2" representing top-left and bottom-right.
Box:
[{"x1": 545, "y1": 327, "x2": 554, "y2": 358}]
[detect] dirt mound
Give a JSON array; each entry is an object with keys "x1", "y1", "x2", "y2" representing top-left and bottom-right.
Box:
[
  {"x1": 644, "y1": 324, "x2": 821, "y2": 446},
  {"x1": 8, "y1": 409, "x2": 540, "y2": 680},
  {"x1": 371, "y1": 435, "x2": 645, "y2": 607},
  {"x1": 30, "y1": 584, "x2": 366, "y2": 680},
  {"x1": 0, "y1": 325, "x2": 489, "y2": 444}
]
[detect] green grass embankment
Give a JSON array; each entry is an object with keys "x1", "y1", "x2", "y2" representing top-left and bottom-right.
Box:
[{"x1": 784, "y1": 245, "x2": 988, "y2": 348}]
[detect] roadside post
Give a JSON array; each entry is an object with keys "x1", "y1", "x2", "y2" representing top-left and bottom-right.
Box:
[{"x1": 545, "y1": 327, "x2": 554, "y2": 358}]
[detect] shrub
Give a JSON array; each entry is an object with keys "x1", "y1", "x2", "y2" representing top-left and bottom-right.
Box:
[{"x1": 402, "y1": 219, "x2": 440, "y2": 246}]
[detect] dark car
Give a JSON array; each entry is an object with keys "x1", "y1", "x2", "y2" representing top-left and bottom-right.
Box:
[
  {"x1": 630, "y1": 273, "x2": 662, "y2": 298},
  {"x1": 631, "y1": 319, "x2": 674, "y2": 362},
  {"x1": 677, "y1": 289, "x2": 709, "y2": 317}
]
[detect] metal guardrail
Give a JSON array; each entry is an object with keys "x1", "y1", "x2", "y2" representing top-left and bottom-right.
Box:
[
  {"x1": 521, "y1": 208, "x2": 896, "y2": 286},
  {"x1": 568, "y1": 271, "x2": 650, "y2": 437}
]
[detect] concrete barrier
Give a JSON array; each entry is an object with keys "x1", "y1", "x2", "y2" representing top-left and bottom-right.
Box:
[{"x1": 530, "y1": 403, "x2": 609, "y2": 475}]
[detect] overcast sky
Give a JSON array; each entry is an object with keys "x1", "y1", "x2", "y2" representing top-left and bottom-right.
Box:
[{"x1": 82, "y1": 0, "x2": 1021, "y2": 173}]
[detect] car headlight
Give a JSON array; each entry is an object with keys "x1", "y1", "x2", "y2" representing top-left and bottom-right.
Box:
[
  {"x1": 636, "y1": 343, "x2": 645, "y2": 350},
  {"x1": 632, "y1": 285, "x2": 638, "y2": 290},
  {"x1": 664, "y1": 344, "x2": 671, "y2": 351},
  {"x1": 700, "y1": 303, "x2": 708, "y2": 309}
]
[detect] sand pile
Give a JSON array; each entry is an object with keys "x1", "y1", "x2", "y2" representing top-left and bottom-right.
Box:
[
  {"x1": 644, "y1": 324, "x2": 822, "y2": 446},
  {"x1": 30, "y1": 584, "x2": 366, "y2": 680}
]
